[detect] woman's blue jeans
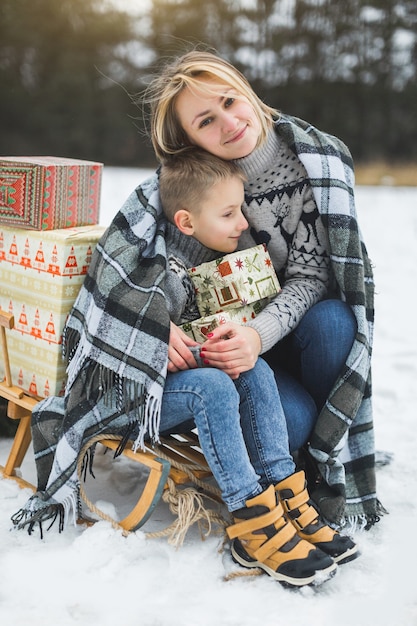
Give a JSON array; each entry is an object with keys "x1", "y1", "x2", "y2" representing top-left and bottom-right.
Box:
[
  {"x1": 263, "y1": 299, "x2": 357, "y2": 448},
  {"x1": 160, "y1": 299, "x2": 356, "y2": 512}
]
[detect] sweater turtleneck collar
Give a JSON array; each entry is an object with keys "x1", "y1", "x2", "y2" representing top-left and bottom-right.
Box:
[
  {"x1": 164, "y1": 221, "x2": 220, "y2": 268},
  {"x1": 234, "y1": 124, "x2": 282, "y2": 179}
]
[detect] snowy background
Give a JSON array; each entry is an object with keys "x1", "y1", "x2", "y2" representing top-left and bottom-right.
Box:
[{"x1": 0, "y1": 167, "x2": 416, "y2": 626}]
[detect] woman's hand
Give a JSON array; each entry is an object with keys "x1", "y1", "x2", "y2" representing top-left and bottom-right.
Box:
[
  {"x1": 200, "y1": 323, "x2": 262, "y2": 379},
  {"x1": 168, "y1": 321, "x2": 199, "y2": 372}
]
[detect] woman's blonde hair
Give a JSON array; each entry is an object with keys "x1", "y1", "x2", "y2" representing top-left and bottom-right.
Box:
[{"x1": 143, "y1": 49, "x2": 278, "y2": 162}]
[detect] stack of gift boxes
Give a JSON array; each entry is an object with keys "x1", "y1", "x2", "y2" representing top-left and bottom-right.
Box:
[
  {"x1": 181, "y1": 244, "x2": 281, "y2": 342},
  {"x1": 0, "y1": 156, "x2": 106, "y2": 397}
]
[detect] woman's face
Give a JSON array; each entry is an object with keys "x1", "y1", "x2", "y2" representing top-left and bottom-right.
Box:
[{"x1": 175, "y1": 79, "x2": 261, "y2": 160}]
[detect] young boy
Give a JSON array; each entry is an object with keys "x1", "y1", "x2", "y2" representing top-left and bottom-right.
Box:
[{"x1": 159, "y1": 148, "x2": 249, "y2": 330}]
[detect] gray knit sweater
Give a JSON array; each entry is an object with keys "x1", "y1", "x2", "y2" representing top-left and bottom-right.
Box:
[{"x1": 236, "y1": 129, "x2": 330, "y2": 353}]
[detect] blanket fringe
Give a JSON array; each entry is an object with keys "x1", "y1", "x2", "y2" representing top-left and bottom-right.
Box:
[
  {"x1": 363, "y1": 498, "x2": 389, "y2": 530},
  {"x1": 80, "y1": 443, "x2": 97, "y2": 481},
  {"x1": 339, "y1": 514, "x2": 368, "y2": 535},
  {"x1": 65, "y1": 346, "x2": 160, "y2": 444},
  {"x1": 11, "y1": 502, "x2": 65, "y2": 539},
  {"x1": 338, "y1": 499, "x2": 388, "y2": 534},
  {"x1": 11, "y1": 489, "x2": 80, "y2": 538}
]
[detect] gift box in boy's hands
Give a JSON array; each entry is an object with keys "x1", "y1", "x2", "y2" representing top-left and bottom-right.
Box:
[
  {"x1": 0, "y1": 156, "x2": 102, "y2": 230},
  {"x1": 181, "y1": 245, "x2": 281, "y2": 342},
  {"x1": 188, "y1": 244, "x2": 281, "y2": 317},
  {"x1": 180, "y1": 300, "x2": 269, "y2": 342}
]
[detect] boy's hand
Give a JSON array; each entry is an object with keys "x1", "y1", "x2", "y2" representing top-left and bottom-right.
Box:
[{"x1": 168, "y1": 322, "x2": 199, "y2": 372}]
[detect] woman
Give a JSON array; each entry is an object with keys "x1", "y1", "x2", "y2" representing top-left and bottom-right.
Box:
[
  {"x1": 12, "y1": 48, "x2": 378, "y2": 586},
  {"x1": 145, "y1": 49, "x2": 380, "y2": 531}
]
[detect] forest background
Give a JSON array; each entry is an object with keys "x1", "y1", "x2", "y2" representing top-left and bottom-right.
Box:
[{"x1": 1, "y1": 0, "x2": 416, "y2": 183}]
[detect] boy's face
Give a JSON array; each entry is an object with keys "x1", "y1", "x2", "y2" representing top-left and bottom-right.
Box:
[{"x1": 189, "y1": 176, "x2": 248, "y2": 253}]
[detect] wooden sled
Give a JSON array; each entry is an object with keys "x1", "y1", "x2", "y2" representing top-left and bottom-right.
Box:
[{"x1": 0, "y1": 308, "x2": 224, "y2": 537}]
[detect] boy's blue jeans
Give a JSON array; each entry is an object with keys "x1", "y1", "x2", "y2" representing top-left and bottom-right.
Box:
[{"x1": 160, "y1": 299, "x2": 356, "y2": 512}]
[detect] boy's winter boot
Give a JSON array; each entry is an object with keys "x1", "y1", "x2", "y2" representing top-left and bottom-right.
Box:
[
  {"x1": 226, "y1": 484, "x2": 337, "y2": 587},
  {"x1": 275, "y1": 471, "x2": 358, "y2": 565}
]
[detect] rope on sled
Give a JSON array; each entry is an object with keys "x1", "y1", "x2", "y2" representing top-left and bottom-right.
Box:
[
  {"x1": 223, "y1": 568, "x2": 263, "y2": 581},
  {"x1": 146, "y1": 475, "x2": 227, "y2": 548},
  {"x1": 77, "y1": 433, "x2": 228, "y2": 546}
]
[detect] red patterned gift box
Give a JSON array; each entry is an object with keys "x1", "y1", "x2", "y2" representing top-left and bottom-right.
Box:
[{"x1": 0, "y1": 156, "x2": 102, "y2": 230}]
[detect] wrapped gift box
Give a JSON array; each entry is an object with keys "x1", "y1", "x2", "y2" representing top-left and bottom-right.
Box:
[
  {"x1": 188, "y1": 244, "x2": 280, "y2": 317},
  {"x1": 0, "y1": 156, "x2": 102, "y2": 230},
  {"x1": 0, "y1": 224, "x2": 105, "y2": 397},
  {"x1": 3, "y1": 334, "x2": 68, "y2": 399},
  {"x1": 180, "y1": 300, "x2": 269, "y2": 342}
]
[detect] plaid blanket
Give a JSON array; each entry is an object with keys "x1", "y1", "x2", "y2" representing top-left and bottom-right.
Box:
[
  {"x1": 12, "y1": 176, "x2": 171, "y2": 533},
  {"x1": 12, "y1": 116, "x2": 381, "y2": 534},
  {"x1": 276, "y1": 115, "x2": 380, "y2": 528},
  {"x1": 64, "y1": 176, "x2": 170, "y2": 444}
]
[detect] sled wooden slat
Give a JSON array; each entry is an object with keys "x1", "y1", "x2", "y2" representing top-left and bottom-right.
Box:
[
  {"x1": 153, "y1": 434, "x2": 212, "y2": 483},
  {"x1": 0, "y1": 383, "x2": 39, "y2": 412},
  {"x1": 0, "y1": 309, "x2": 39, "y2": 490}
]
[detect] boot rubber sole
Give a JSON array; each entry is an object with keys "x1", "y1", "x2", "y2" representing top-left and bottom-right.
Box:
[
  {"x1": 230, "y1": 541, "x2": 338, "y2": 588},
  {"x1": 333, "y1": 544, "x2": 360, "y2": 565}
]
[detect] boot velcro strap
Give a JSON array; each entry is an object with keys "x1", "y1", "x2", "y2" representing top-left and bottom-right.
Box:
[
  {"x1": 226, "y1": 503, "x2": 284, "y2": 540},
  {"x1": 254, "y1": 521, "x2": 297, "y2": 562},
  {"x1": 292, "y1": 505, "x2": 318, "y2": 530},
  {"x1": 283, "y1": 488, "x2": 310, "y2": 511}
]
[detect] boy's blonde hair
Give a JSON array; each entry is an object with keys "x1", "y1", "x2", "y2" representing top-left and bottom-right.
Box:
[
  {"x1": 159, "y1": 148, "x2": 246, "y2": 223},
  {"x1": 144, "y1": 49, "x2": 278, "y2": 162}
]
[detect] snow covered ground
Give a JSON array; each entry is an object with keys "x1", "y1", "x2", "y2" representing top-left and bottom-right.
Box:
[{"x1": 1, "y1": 168, "x2": 416, "y2": 626}]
